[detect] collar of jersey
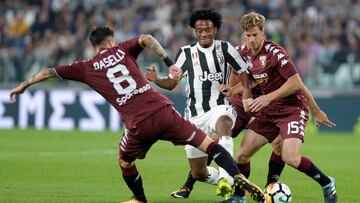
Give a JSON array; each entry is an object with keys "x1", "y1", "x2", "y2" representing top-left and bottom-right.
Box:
[{"x1": 196, "y1": 41, "x2": 215, "y2": 53}]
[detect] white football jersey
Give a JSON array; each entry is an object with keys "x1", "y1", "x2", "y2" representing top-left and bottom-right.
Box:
[{"x1": 175, "y1": 40, "x2": 249, "y2": 118}]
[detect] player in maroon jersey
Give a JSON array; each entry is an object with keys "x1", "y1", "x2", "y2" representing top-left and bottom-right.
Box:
[
  {"x1": 221, "y1": 41, "x2": 338, "y2": 203},
  {"x1": 9, "y1": 26, "x2": 265, "y2": 203},
  {"x1": 220, "y1": 12, "x2": 337, "y2": 203}
]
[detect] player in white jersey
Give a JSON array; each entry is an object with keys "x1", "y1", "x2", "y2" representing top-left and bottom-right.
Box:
[{"x1": 146, "y1": 8, "x2": 253, "y2": 200}]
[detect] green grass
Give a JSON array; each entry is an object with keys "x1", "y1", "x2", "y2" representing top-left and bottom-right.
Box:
[{"x1": 0, "y1": 129, "x2": 359, "y2": 203}]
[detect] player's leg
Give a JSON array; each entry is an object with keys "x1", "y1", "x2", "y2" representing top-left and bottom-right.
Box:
[
  {"x1": 216, "y1": 115, "x2": 235, "y2": 184},
  {"x1": 232, "y1": 129, "x2": 268, "y2": 200},
  {"x1": 236, "y1": 115, "x2": 278, "y2": 180},
  {"x1": 170, "y1": 111, "x2": 220, "y2": 198},
  {"x1": 266, "y1": 135, "x2": 285, "y2": 185},
  {"x1": 220, "y1": 109, "x2": 252, "y2": 203},
  {"x1": 209, "y1": 105, "x2": 237, "y2": 184},
  {"x1": 208, "y1": 106, "x2": 237, "y2": 199},
  {"x1": 118, "y1": 106, "x2": 175, "y2": 203},
  {"x1": 281, "y1": 138, "x2": 337, "y2": 203},
  {"x1": 119, "y1": 155, "x2": 147, "y2": 203},
  {"x1": 171, "y1": 105, "x2": 236, "y2": 198},
  {"x1": 278, "y1": 107, "x2": 337, "y2": 203},
  {"x1": 225, "y1": 114, "x2": 278, "y2": 203},
  {"x1": 187, "y1": 156, "x2": 219, "y2": 184},
  {"x1": 184, "y1": 146, "x2": 226, "y2": 196},
  {"x1": 164, "y1": 106, "x2": 264, "y2": 202},
  {"x1": 197, "y1": 136, "x2": 264, "y2": 202},
  {"x1": 170, "y1": 156, "x2": 213, "y2": 198}
]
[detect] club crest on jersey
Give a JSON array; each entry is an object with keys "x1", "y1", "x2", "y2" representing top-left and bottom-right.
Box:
[
  {"x1": 216, "y1": 44, "x2": 224, "y2": 65},
  {"x1": 259, "y1": 55, "x2": 267, "y2": 68},
  {"x1": 217, "y1": 55, "x2": 224, "y2": 65}
]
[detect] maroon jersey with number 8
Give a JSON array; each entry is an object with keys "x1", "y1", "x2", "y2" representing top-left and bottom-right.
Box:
[{"x1": 54, "y1": 37, "x2": 172, "y2": 129}]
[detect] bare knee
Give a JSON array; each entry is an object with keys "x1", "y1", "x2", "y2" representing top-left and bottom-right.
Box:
[
  {"x1": 235, "y1": 149, "x2": 251, "y2": 164},
  {"x1": 119, "y1": 157, "x2": 135, "y2": 168},
  {"x1": 215, "y1": 115, "x2": 233, "y2": 136},
  {"x1": 281, "y1": 152, "x2": 301, "y2": 168},
  {"x1": 272, "y1": 136, "x2": 282, "y2": 155},
  {"x1": 281, "y1": 138, "x2": 302, "y2": 168}
]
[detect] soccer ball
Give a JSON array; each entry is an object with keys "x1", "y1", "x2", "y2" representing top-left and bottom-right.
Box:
[{"x1": 264, "y1": 182, "x2": 292, "y2": 203}]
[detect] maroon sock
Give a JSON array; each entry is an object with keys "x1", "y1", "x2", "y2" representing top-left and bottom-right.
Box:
[
  {"x1": 267, "y1": 151, "x2": 285, "y2": 185},
  {"x1": 237, "y1": 162, "x2": 250, "y2": 178},
  {"x1": 121, "y1": 165, "x2": 147, "y2": 202},
  {"x1": 297, "y1": 156, "x2": 331, "y2": 187}
]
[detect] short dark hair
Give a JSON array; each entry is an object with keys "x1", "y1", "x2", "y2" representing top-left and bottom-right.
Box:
[
  {"x1": 189, "y1": 8, "x2": 222, "y2": 29},
  {"x1": 89, "y1": 26, "x2": 114, "y2": 47}
]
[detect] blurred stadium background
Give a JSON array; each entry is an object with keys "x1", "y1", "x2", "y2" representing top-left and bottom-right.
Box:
[
  {"x1": 1, "y1": 0, "x2": 360, "y2": 132},
  {"x1": 1, "y1": 1, "x2": 360, "y2": 202}
]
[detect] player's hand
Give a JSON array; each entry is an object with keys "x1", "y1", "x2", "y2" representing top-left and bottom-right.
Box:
[
  {"x1": 249, "y1": 94, "x2": 271, "y2": 112},
  {"x1": 219, "y1": 84, "x2": 232, "y2": 97},
  {"x1": 242, "y1": 98, "x2": 254, "y2": 112},
  {"x1": 146, "y1": 65, "x2": 158, "y2": 82},
  {"x1": 9, "y1": 84, "x2": 26, "y2": 103},
  {"x1": 169, "y1": 65, "x2": 182, "y2": 80},
  {"x1": 313, "y1": 110, "x2": 336, "y2": 128}
]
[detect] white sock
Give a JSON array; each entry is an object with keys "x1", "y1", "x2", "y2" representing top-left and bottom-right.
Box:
[
  {"x1": 218, "y1": 136, "x2": 234, "y2": 185},
  {"x1": 205, "y1": 166, "x2": 219, "y2": 185},
  {"x1": 219, "y1": 136, "x2": 234, "y2": 156}
]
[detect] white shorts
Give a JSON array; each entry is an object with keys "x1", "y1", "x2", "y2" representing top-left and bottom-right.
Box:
[{"x1": 185, "y1": 104, "x2": 237, "y2": 158}]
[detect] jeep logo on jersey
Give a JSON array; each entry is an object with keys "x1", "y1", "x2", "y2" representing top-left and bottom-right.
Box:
[{"x1": 199, "y1": 71, "x2": 223, "y2": 82}]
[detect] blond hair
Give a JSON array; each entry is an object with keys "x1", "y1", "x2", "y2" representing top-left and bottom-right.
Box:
[{"x1": 240, "y1": 11, "x2": 266, "y2": 31}]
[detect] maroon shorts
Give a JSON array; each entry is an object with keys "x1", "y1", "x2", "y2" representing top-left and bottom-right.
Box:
[
  {"x1": 247, "y1": 105, "x2": 309, "y2": 142},
  {"x1": 119, "y1": 105, "x2": 207, "y2": 161},
  {"x1": 231, "y1": 98, "x2": 252, "y2": 137}
]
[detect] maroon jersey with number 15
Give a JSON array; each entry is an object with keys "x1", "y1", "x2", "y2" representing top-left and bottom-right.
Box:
[{"x1": 54, "y1": 37, "x2": 172, "y2": 129}]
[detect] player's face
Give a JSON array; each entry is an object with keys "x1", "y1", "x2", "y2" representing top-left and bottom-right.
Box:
[
  {"x1": 244, "y1": 26, "x2": 265, "y2": 52},
  {"x1": 194, "y1": 20, "x2": 217, "y2": 48}
]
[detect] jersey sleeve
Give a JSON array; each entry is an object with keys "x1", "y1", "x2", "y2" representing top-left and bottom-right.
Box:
[
  {"x1": 174, "y1": 48, "x2": 190, "y2": 76},
  {"x1": 224, "y1": 41, "x2": 249, "y2": 74},
  {"x1": 121, "y1": 36, "x2": 143, "y2": 59},
  {"x1": 271, "y1": 45, "x2": 297, "y2": 79},
  {"x1": 53, "y1": 61, "x2": 85, "y2": 82}
]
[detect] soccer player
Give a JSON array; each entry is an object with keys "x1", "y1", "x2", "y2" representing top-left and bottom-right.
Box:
[
  {"x1": 9, "y1": 26, "x2": 264, "y2": 203},
  {"x1": 224, "y1": 68, "x2": 335, "y2": 203},
  {"x1": 145, "y1": 8, "x2": 253, "y2": 200},
  {"x1": 220, "y1": 12, "x2": 338, "y2": 203}
]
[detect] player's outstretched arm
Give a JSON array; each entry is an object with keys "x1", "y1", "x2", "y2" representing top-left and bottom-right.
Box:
[
  {"x1": 139, "y1": 34, "x2": 181, "y2": 90},
  {"x1": 10, "y1": 68, "x2": 58, "y2": 102},
  {"x1": 301, "y1": 86, "x2": 336, "y2": 128},
  {"x1": 138, "y1": 34, "x2": 168, "y2": 60}
]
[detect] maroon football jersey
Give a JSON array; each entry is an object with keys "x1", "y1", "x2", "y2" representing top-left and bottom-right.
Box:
[
  {"x1": 54, "y1": 37, "x2": 172, "y2": 129},
  {"x1": 231, "y1": 44, "x2": 262, "y2": 104},
  {"x1": 237, "y1": 40, "x2": 307, "y2": 107}
]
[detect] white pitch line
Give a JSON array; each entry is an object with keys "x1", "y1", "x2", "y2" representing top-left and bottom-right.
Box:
[{"x1": 0, "y1": 149, "x2": 117, "y2": 157}]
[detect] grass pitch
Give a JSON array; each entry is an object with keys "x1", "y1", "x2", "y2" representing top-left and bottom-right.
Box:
[{"x1": 0, "y1": 129, "x2": 358, "y2": 203}]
